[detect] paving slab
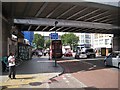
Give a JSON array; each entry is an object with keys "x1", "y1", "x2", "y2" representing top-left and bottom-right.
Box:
[{"x1": 0, "y1": 56, "x2": 63, "y2": 89}]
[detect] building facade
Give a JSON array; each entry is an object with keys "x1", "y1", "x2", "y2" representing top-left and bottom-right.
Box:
[
  {"x1": 77, "y1": 33, "x2": 94, "y2": 47},
  {"x1": 22, "y1": 31, "x2": 34, "y2": 45},
  {"x1": 93, "y1": 33, "x2": 113, "y2": 56}
]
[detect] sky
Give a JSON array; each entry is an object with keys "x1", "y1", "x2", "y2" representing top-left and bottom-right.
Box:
[
  {"x1": 84, "y1": 0, "x2": 120, "y2": 7},
  {"x1": 34, "y1": 31, "x2": 83, "y2": 36}
]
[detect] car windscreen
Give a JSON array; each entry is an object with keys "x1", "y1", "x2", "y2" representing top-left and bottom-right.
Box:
[
  {"x1": 81, "y1": 52, "x2": 85, "y2": 54},
  {"x1": 111, "y1": 53, "x2": 119, "y2": 58},
  {"x1": 85, "y1": 49, "x2": 94, "y2": 53}
]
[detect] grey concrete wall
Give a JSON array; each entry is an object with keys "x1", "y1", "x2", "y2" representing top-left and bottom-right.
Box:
[
  {"x1": 2, "y1": 19, "x2": 10, "y2": 56},
  {"x1": 0, "y1": 1, "x2": 2, "y2": 75},
  {"x1": 0, "y1": 18, "x2": 2, "y2": 57},
  {"x1": 0, "y1": 2, "x2": 2, "y2": 57},
  {"x1": 113, "y1": 35, "x2": 120, "y2": 51}
]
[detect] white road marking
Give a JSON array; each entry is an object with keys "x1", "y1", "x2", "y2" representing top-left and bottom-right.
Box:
[
  {"x1": 66, "y1": 80, "x2": 69, "y2": 83},
  {"x1": 70, "y1": 75, "x2": 87, "y2": 87},
  {"x1": 66, "y1": 75, "x2": 71, "y2": 77},
  {"x1": 63, "y1": 77, "x2": 67, "y2": 80},
  {"x1": 65, "y1": 74, "x2": 71, "y2": 77},
  {"x1": 83, "y1": 61, "x2": 93, "y2": 66}
]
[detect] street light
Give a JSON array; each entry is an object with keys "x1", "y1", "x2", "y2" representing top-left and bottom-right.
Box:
[
  {"x1": 54, "y1": 21, "x2": 58, "y2": 67},
  {"x1": 55, "y1": 21, "x2": 58, "y2": 26},
  {"x1": 48, "y1": 34, "x2": 51, "y2": 60}
]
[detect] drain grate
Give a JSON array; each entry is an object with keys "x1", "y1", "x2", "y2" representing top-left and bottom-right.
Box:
[{"x1": 29, "y1": 82, "x2": 42, "y2": 86}]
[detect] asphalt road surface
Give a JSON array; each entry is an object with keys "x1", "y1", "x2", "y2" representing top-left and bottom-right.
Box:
[{"x1": 49, "y1": 57, "x2": 120, "y2": 89}]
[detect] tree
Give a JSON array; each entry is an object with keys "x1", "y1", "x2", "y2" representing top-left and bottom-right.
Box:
[
  {"x1": 61, "y1": 33, "x2": 79, "y2": 50},
  {"x1": 45, "y1": 39, "x2": 51, "y2": 48},
  {"x1": 32, "y1": 34, "x2": 45, "y2": 48}
]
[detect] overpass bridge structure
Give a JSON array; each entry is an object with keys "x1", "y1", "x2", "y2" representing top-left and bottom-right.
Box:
[{"x1": 1, "y1": 1, "x2": 120, "y2": 56}]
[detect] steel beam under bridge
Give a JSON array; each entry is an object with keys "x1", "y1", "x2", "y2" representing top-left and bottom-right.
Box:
[{"x1": 14, "y1": 18, "x2": 119, "y2": 30}]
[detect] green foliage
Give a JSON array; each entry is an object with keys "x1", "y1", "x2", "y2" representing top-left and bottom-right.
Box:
[
  {"x1": 61, "y1": 33, "x2": 79, "y2": 49},
  {"x1": 45, "y1": 39, "x2": 51, "y2": 48},
  {"x1": 33, "y1": 34, "x2": 45, "y2": 48}
]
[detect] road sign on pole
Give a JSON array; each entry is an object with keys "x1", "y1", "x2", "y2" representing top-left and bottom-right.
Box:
[{"x1": 50, "y1": 33, "x2": 58, "y2": 40}]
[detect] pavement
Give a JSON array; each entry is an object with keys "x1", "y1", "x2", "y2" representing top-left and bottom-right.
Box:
[
  {"x1": 1, "y1": 55, "x2": 118, "y2": 89},
  {"x1": 0, "y1": 55, "x2": 64, "y2": 89}
]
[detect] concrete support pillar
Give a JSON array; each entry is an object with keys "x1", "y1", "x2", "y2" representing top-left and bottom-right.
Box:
[
  {"x1": 0, "y1": 2, "x2": 2, "y2": 57},
  {"x1": 113, "y1": 34, "x2": 120, "y2": 51},
  {"x1": 0, "y1": 2, "x2": 2, "y2": 74},
  {"x1": 1, "y1": 17, "x2": 11, "y2": 72},
  {"x1": 2, "y1": 19, "x2": 11, "y2": 56}
]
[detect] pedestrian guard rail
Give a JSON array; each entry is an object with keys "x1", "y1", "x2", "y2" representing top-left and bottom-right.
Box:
[
  {"x1": 0, "y1": 56, "x2": 23, "y2": 66},
  {"x1": 0, "y1": 56, "x2": 8, "y2": 65}
]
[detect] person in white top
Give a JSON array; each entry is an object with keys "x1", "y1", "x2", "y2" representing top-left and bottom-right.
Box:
[{"x1": 8, "y1": 53, "x2": 16, "y2": 79}]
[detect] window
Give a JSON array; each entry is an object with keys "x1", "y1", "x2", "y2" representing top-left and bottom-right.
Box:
[
  {"x1": 105, "y1": 39, "x2": 109, "y2": 45},
  {"x1": 81, "y1": 40, "x2": 84, "y2": 43},
  {"x1": 81, "y1": 35, "x2": 84, "y2": 39},
  {"x1": 85, "y1": 35, "x2": 90, "y2": 39},
  {"x1": 85, "y1": 40, "x2": 90, "y2": 44},
  {"x1": 99, "y1": 39, "x2": 103, "y2": 45},
  {"x1": 85, "y1": 49, "x2": 94, "y2": 53},
  {"x1": 95, "y1": 34, "x2": 98, "y2": 39},
  {"x1": 112, "y1": 53, "x2": 119, "y2": 58}
]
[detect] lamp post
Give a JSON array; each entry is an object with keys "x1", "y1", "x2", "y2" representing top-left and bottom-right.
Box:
[
  {"x1": 48, "y1": 34, "x2": 51, "y2": 60},
  {"x1": 54, "y1": 21, "x2": 58, "y2": 67}
]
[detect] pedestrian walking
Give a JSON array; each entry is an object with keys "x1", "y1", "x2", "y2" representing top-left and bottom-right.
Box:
[{"x1": 8, "y1": 52, "x2": 16, "y2": 79}]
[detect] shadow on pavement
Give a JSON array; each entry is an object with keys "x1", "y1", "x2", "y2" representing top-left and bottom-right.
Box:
[
  {"x1": 2, "y1": 56, "x2": 63, "y2": 75},
  {"x1": 58, "y1": 59, "x2": 113, "y2": 74}
]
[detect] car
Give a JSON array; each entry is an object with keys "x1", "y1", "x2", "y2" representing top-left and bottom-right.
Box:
[
  {"x1": 33, "y1": 49, "x2": 43, "y2": 57},
  {"x1": 81, "y1": 48, "x2": 96, "y2": 58},
  {"x1": 104, "y1": 51, "x2": 120, "y2": 69},
  {"x1": 37, "y1": 51, "x2": 43, "y2": 57},
  {"x1": 64, "y1": 50, "x2": 73, "y2": 57},
  {"x1": 75, "y1": 47, "x2": 95, "y2": 59},
  {"x1": 75, "y1": 52, "x2": 87, "y2": 59}
]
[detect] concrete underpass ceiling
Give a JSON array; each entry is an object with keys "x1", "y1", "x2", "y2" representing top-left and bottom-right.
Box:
[{"x1": 2, "y1": 2, "x2": 120, "y2": 34}]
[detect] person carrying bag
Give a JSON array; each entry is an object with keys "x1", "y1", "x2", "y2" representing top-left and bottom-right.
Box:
[{"x1": 8, "y1": 53, "x2": 16, "y2": 79}]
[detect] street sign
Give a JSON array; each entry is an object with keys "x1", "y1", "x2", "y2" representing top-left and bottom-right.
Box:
[{"x1": 50, "y1": 33, "x2": 58, "y2": 40}]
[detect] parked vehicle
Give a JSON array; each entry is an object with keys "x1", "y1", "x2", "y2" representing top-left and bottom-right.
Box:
[
  {"x1": 104, "y1": 51, "x2": 120, "y2": 69},
  {"x1": 75, "y1": 47, "x2": 96, "y2": 58},
  {"x1": 37, "y1": 50, "x2": 43, "y2": 57},
  {"x1": 81, "y1": 48, "x2": 96, "y2": 58},
  {"x1": 63, "y1": 46, "x2": 73, "y2": 57},
  {"x1": 64, "y1": 50, "x2": 73, "y2": 57},
  {"x1": 75, "y1": 52, "x2": 87, "y2": 59},
  {"x1": 32, "y1": 49, "x2": 43, "y2": 57},
  {"x1": 43, "y1": 49, "x2": 47, "y2": 56}
]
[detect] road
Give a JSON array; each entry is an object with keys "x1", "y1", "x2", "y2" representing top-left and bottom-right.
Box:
[
  {"x1": 1, "y1": 56, "x2": 119, "y2": 89},
  {"x1": 49, "y1": 57, "x2": 120, "y2": 89}
]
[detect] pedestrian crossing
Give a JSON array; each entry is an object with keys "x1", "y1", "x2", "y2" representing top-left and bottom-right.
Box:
[{"x1": 49, "y1": 74, "x2": 87, "y2": 88}]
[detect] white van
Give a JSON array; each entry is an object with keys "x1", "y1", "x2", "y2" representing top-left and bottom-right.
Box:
[
  {"x1": 81, "y1": 48, "x2": 96, "y2": 58},
  {"x1": 75, "y1": 47, "x2": 96, "y2": 59}
]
